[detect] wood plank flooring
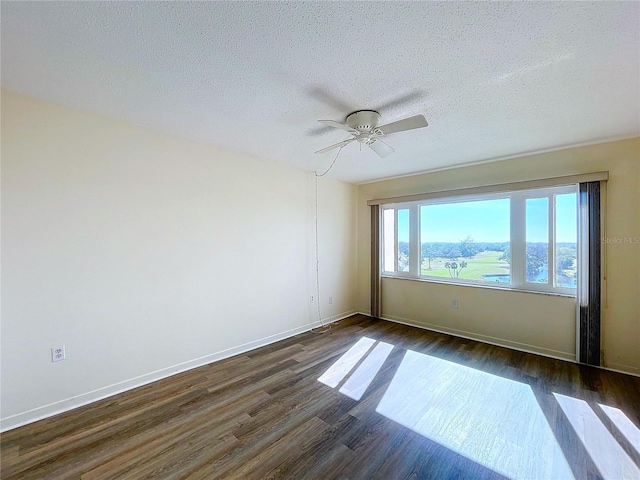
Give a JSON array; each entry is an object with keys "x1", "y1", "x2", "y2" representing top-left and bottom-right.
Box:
[{"x1": 2, "y1": 314, "x2": 639, "y2": 479}]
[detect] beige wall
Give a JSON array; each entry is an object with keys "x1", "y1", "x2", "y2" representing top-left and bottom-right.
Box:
[
  {"x1": 357, "y1": 138, "x2": 640, "y2": 374},
  {"x1": 0, "y1": 90, "x2": 358, "y2": 430},
  {"x1": 2, "y1": 89, "x2": 637, "y2": 432}
]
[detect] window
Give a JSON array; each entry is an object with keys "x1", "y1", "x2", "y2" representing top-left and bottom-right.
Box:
[
  {"x1": 555, "y1": 193, "x2": 577, "y2": 288},
  {"x1": 382, "y1": 208, "x2": 411, "y2": 274},
  {"x1": 420, "y1": 197, "x2": 511, "y2": 283},
  {"x1": 381, "y1": 185, "x2": 578, "y2": 295}
]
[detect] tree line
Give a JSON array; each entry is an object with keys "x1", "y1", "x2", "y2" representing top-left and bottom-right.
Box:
[
  {"x1": 398, "y1": 236, "x2": 508, "y2": 264},
  {"x1": 398, "y1": 236, "x2": 576, "y2": 278}
]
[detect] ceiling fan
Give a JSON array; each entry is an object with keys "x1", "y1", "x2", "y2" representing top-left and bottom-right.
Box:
[{"x1": 314, "y1": 110, "x2": 428, "y2": 158}]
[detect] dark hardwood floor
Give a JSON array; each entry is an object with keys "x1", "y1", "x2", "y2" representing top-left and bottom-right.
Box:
[{"x1": 2, "y1": 314, "x2": 639, "y2": 479}]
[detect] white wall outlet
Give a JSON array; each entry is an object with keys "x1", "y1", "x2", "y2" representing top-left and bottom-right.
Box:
[
  {"x1": 452, "y1": 299, "x2": 459, "y2": 309},
  {"x1": 310, "y1": 295, "x2": 315, "y2": 303},
  {"x1": 328, "y1": 296, "x2": 333, "y2": 304},
  {"x1": 51, "y1": 346, "x2": 65, "y2": 362}
]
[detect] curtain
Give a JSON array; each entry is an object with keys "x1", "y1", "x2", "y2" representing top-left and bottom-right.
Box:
[
  {"x1": 577, "y1": 181, "x2": 602, "y2": 366},
  {"x1": 371, "y1": 205, "x2": 380, "y2": 318}
]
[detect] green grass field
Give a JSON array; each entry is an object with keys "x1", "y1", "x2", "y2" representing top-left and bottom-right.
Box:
[{"x1": 421, "y1": 250, "x2": 509, "y2": 280}]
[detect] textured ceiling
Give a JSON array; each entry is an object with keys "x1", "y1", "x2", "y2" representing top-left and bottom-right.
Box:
[{"x1": 2, "y1": 2, "x2": 639, "y2": 183}]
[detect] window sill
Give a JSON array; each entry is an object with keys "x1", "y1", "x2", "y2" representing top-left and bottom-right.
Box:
[{"x1": 380, "y1": 274, "x2": 577, "y2": 298}]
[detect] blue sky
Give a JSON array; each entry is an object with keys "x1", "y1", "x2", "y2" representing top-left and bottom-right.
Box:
[
  {"x1": 554, "y1": 193, "x2": 577, "y2": 243},
  {"x1": 397, "y1": 194, "x2": 577, "y2": 243}
]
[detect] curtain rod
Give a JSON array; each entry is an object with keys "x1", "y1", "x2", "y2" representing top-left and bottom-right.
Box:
[{"x1": 367, "y1": 171, "x2": 609, "y2": 206}]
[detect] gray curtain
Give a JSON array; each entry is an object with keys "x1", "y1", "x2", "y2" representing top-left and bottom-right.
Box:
[
  {"x1": 371, "y1": 205, "x2": 380, "y2": 318},
  {"x1": 577, "y1": 181, "x2": 601, "y2": 366}
]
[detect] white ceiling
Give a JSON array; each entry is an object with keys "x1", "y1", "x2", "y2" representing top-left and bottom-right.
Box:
[{"x1": 2, "y1": 2, "x2": 639, "y2": 184}]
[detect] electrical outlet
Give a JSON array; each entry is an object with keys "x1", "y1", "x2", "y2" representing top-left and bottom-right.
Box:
[
  {"x1": 328, "y1": 296, "x2": 333, "y2": 304},
  {"x1": 310, "y1": 295, "x2": 315, "y2": 303},
  {"x1": 451, "y1": 299, "x2": 458, "y2": 309},
  {"x1": 51, "y1": 346, "x2": 65, "y2": 362}
]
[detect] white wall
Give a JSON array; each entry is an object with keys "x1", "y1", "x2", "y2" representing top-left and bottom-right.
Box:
[
  {"x1": 0, "y1": 90, "x2": 358, "y2": 430},
  {"x1": 357, "y1": 138, "x2": 640, "y2": 374}
]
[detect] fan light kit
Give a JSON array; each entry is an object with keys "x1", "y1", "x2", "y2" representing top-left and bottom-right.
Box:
[{"x1": 315, "y1": 110, "x2": 428, "y2": 158}]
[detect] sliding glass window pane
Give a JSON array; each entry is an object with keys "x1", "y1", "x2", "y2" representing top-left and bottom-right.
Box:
[
  {"x1": 420, "y1": 198, "x2": 510, "y2": 283},
  {"x1": 383, "y1": 209, "x2": 395, "y2": 272},
  {"x1": 397, "y1": 209, "x2": 410, "y2": 272},
  {"x1": 526, "y1": 198, "x2": 549, "y2": 284},
  {"x1": 555, "y1": 193, "x2": 577, "y2": 288}
]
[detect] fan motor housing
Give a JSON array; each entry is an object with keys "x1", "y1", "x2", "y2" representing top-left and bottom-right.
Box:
[{"x1": 346, "y1": 110, "x2": 381, "y2": 132}]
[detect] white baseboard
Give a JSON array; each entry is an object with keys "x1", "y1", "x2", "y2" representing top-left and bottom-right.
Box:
[
  {"x1": 315, "y1": 310, "x2": 358, "y2": 326},
  {"x1": 5, "y1": 309, "x2": 634, "y2": 432},
  {"x1": 1, "y1": 310, "x2": 357, "y2": 432},
  {"x1": 357, "y1": 311, "x2": 640, "y2": 378},
  {"x1": 603, "y1": 363, "x2": 640, "y2": 377},
  {"x1": 379, "y1": 313, "x2": 576, "y2": 362}
]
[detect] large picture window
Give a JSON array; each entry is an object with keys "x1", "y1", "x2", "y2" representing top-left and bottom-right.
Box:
[{"x1": 381, "y1": 185, "x2": 578, "y2": 295}]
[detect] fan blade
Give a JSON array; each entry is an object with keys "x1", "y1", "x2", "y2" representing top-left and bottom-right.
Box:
[
  {"x1": 368, "y1": 140, "x2": 395, "y2": 158},
  {"x1": 318, "y1": 120, "x2": 359, "y2": 133},
  {"x1": 314, "y1": 138, "x2": 354, "y2": 154},
  {"x1": 377, "y1": 114, "x2": 428, "y2": 135}
]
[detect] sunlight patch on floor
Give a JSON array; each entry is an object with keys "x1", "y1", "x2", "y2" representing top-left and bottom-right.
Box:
[
  {"x1": 598, "y1": 403, "x2": 640, "y2": 456},
  {"x1": 555, "y1": 394, "x2": 639, "y2": 480},
  {"x1": 317, "y1": 337, "x2": 640, "y2": 480},
  {"x1": 375, "y1": 351, "x2": 574, "y2": 480},
  {"x1": 339, "y1": 341, "x2": 393, "y2": 401},
  {"x1": 317, "y1": 337, "x2": 376, "y2": 388}
]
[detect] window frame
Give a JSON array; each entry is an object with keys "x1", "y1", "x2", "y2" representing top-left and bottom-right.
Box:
[
  {"x1": 381, "y1": 207, "x2": 414, "y2": 278},
  {"x1": 380, "y1": 185, "x2": 578, "y2": 296}
]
